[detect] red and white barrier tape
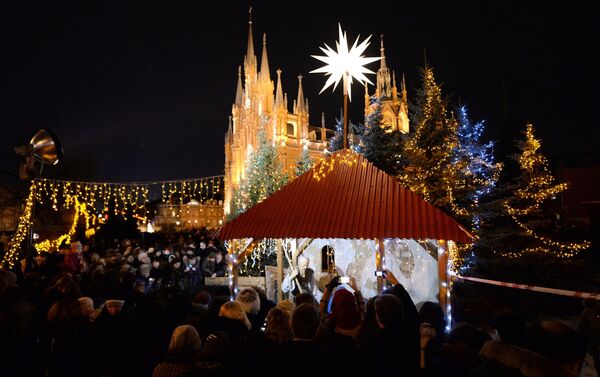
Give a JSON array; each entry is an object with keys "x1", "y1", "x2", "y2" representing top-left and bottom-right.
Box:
[{"x1": 452, "y1": 274, "x2": 600, "y2": 301}]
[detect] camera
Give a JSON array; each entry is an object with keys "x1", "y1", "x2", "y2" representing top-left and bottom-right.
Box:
[
  {"x1": 375, "y1": 270, "x2": 385, "y2": 277},
  {"x1": 340, "y1": 276, "x2": 350, "y2": 284}
]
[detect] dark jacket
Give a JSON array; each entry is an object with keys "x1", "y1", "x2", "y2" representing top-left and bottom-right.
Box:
[
  {"x1": 320, "y1": 330, "x2": 359, "y2": 377},
  {"x1": 267, "y1": 340, "x2": 335, "y2": 377},
  {"x1": 470, "y1": 340, "x2": 577, "y2": 377},
  {"x1": 209, "y1": 316, "x2": 249, "y2": 354},
  {"x1": 359, "y1": 327, "x2": 419, "y2": 377}
]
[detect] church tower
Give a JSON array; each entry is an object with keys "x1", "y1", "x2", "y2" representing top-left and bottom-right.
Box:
[
  {"x1": 365, "y1": 36, "x2": 409, "y2": 134},
  {"x1": 224, "y1": 10, "x2": 329, "y2": 215}
]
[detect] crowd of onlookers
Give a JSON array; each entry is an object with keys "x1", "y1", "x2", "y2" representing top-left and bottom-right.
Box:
[{"x1": 0, "y1": 233, "x2": 598, "y2": 377}]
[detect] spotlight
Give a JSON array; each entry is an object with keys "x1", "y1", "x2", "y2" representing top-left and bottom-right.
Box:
[{"x1": 15, "y1": 128, "x2": 63, "y2": 180}]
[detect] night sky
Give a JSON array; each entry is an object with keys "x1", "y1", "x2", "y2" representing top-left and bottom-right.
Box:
[{"x1": 1, "y1": 1, "x2": 598, "y2": 184}]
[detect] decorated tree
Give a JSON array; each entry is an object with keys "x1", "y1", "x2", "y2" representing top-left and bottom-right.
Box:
[
  {"x1": 295, "y1": 148, "x2": 313, "y2": 177},
  {"x1": 448, "y1": 106, "x2": 502, "y2": 228},
  {"x1": 354, "y1": 96, "x2": 406, "y2": 176},
  {"x1": 398, "y1": 66, "x2": 459, "y2": 209},
  {"x1": 504, "y1": 124, "x2": 590, "y2": 257},
  {"x1": 329, "y1": 110, "x2": 356, "y2": 152},
  {"x1": 228, "y1": 127, "x2": 288, "y2": 220}
]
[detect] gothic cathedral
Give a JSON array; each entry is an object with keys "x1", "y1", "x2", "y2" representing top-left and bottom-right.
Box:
[{"x1": 224, "y1": 17, "x2": 409, "y2": 215}]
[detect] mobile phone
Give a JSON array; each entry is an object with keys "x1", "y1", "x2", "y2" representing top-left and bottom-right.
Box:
[
  {"x1": 340, "y1": 276, "x2": 350, "y2": 284},
  {"x1": 375, "y1": 270, "x2": 384, "y2": 277}
]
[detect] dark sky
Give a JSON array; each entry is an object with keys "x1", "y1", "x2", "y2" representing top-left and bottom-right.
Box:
[{"x1": 1, "y1": 0, "x2": 598, "y2": 183}]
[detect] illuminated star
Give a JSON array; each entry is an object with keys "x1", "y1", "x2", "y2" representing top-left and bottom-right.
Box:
[{"x1": 310, "y1": 24, "x2": 381, "y2": 101}]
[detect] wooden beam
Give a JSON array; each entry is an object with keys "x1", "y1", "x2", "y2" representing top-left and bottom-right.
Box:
[
  {"x1": 437, "y1": 240, "x2": 449, "y2": 318},
  {"x1": 376, "y1": 239, "x2": 385, "y2": 294},
  {"x1": 292, "y1": 238, "x2": 313, "y2": 260},
  {"x1": 228, "y1": 238, "x2": 259, "y2": 300},
  {"x1": 276, "y1": 239, "x2": 283, "y2": 302}
]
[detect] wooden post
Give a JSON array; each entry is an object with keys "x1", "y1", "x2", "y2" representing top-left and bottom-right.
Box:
[
  {"x1": 437, "y1": 240, "x2": 451, "y2": 329},
  {"x1": 376, "y1": 239, "x2": 385, "y2": 294},
  {"x1": 228, "y1": 238, "x2": 258, "y2": 301},
  {"x1": 276, "y1": 239, "x2": 283, "y2": 303},
  {"x1": 227, "y1": 240, "x2": 239, "y2": 301}
]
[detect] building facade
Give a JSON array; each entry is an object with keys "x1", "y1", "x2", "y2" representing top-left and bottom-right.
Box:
[
  {"x1": 224, "y1": 18, "x2": 409, "y2": 215},
  {"x1": 364, "y1": 37, "x2": 410, "y2": 134},
  {"x1": 154, "y1": 200, "x2": 223, "y2": 231},
  {"x1": 224, "y1": 17, "x2": 330, "y2": 215}
]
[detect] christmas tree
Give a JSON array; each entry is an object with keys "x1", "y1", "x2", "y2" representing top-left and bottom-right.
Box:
[
  {"x1": 448, "y1": 106, "x2": 502, "y2": 228},
  {"x1": 228, "y1": 127, "x2": 288, "y2": 220},
  {"x1": 399, "y1": 66, "x2": 459, "y2": 209},
  {"x1": 504, "y1": 124, "x2": 589, "y2": 257},
  {"x1": 295, "y1": 148, "x2": 313, "y2": 177},
  {"x1": 329, "y1": 110, "x2": 356, "y2": 152},
  {"x1": 355, "y1": 96, "x2": 406, "y2": 176}
]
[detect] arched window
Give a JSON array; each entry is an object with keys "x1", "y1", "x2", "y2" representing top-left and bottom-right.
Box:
[{"x1": 321, "y1": 245, "x2": 335, "y2": 273}]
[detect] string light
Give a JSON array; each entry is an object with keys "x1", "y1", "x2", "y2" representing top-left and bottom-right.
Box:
[
  {"x1": 398, "y1": 67, "x2": 459, "y2": 206},
  {"x1": 1, "y1": 183, "x2": 35, "y2": 269},
  {"x1": 502, "y1": 125, "x2": 590, "y2": 258},
  {"x1": 1, "y1": 175, "x2": 224, "y2": 267}
]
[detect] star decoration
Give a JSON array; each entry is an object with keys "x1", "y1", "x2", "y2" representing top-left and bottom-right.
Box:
[{"x1": 311, "y1": 24, "x2": 381, "y2": 101}]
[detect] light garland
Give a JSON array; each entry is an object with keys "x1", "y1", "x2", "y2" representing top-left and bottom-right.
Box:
[
  {"x1": 503, "y1": 125, "x2": 590, "y2": 258},
  {"x1": 34, "y1": 197, "x2": 94, "y2": 252},
  {"x1": 1, "y1": 175, "x2": 224, "y2": 268},
  {"x1": 399, "y1": 67, "x2": 459, "y2": 205},
  {"x1": 2, "y1": 183, "x2": 35, "y2": 269},
  {"x1": 312, "y1": 149, "x2": 361, "y2": 181}
]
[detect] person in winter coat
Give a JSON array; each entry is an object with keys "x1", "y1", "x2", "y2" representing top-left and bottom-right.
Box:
[
  {"x1": 359, "y1": 293, "x2": 419, "y2": 377},
  {"x1": 578, "y1": 298, "x2": 600, "y2": 375},
  {"x1": 186, "y1": 331, "x2": 232, "y2": 377},
  {"x1": 472, "y1": 320, "x2": 586, "y2": 377},
  {"x1": 152, "y1": 325, "x2": 201, "y2": 377},
  {"x1": 212, "y1": 301, "x2": 250, "y2": 352}
]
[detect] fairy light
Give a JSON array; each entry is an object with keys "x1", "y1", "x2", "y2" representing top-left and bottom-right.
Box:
[
  {"x1": 503, "y1": 125, "x2": 590, "y2": 258},
  {"x1": 399, "y1": 67, "x2": 459, "y2": 205},
  {"x1": 1, "y1": 176, "x2": 224, "y2": 267},
  {"x1": 1, "y1": 183, "x2": 35, "y2": 268}
]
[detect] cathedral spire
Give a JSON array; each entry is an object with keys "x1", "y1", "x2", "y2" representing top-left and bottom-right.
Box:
[
  {"x1": 401, "y1": 73, "x2": 407, "y2": 102},
  {"x1": 379, "y1": 35, "x2": 387, "y2": 69},
  {"x1": 246, "y1": 7, "x2": 255, "y2": 64},
  {"x1": 296, "y1": 75, "x2": 306, "y2": 114},
  {"x1": 260, "y1": 33, "x2": 270, "y2": 81},
  {"x1": 275, "y1": 68, "x2": 284, "y2": 107},
  {"x1": 376, "y1": 35, "x2": 391, "y2": 98},
  {"x1": 235, "y1": 66, "x2": 243, "y2": 105}
]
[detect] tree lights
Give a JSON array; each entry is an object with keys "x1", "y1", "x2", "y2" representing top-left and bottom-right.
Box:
[
  {"x1": 229, "y1": 128, "x2": 288, "y2": 220},
  {"x1": 503, "y1": 124, "x2": 590, "y2": 258},
  {"x1": 399, "y1": 66, "x2": 459, "y2": 208}
]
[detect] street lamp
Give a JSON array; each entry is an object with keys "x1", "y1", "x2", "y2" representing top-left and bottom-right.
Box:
[{"x1": 14, "y1": 128, "x2": 63, "y2": 269}]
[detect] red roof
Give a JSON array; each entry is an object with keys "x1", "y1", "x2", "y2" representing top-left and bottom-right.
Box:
[{"x1": 221, "y1": 150, "x2": 472, "y2": 243}]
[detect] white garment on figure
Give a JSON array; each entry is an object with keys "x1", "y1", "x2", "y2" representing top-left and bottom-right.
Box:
[{"x1": 282, "y1": 271, "x2": 323, "y2": 301}]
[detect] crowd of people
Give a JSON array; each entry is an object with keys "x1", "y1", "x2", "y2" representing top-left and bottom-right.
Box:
[{"x1": 0, "y1": 233, "x2": 598, "y2": 377}]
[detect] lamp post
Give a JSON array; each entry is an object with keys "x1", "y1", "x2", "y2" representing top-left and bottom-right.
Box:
[
  {"x1": 15, "y1": 129, "x2": 63, "y2": 270},
  {"x1": 311, "y1": 24, "x2": 380, "y2": 149}
]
